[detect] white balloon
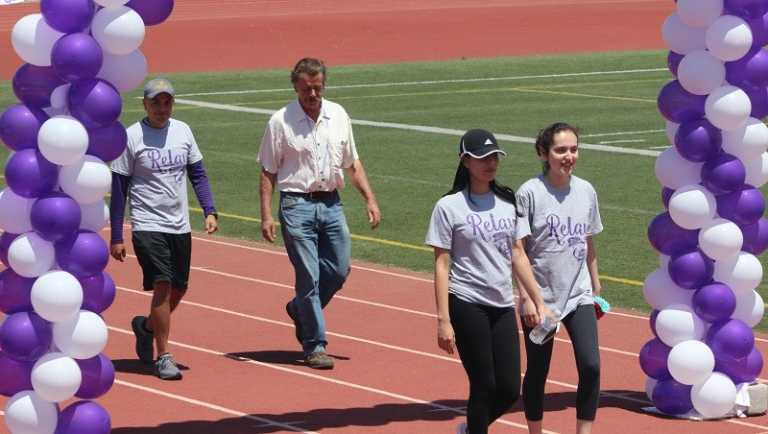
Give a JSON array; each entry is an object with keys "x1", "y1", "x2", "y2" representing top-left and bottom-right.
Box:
[
  {"x1": 732, "y1": 290, "x2": 764, "y2": 327},
  {"x1": 95, "y1": 0, "x2": 130, "y2": 6},
  {"x1": 645, "y1": 376, "x2": 658, "y2": 401},
  {"x1": 668, "y1": 184, "x2": 717, "y2": 230},
  {"x1": 59, "y1": 155, "x2": 112, "y2": 205},
  {"x1": 706, "y1": 15, "x2": 753, "y2": 61},
  {"x1": 4, "y1": 390, "x2": 58, "y2": 434},
  {"x1": 8, "y1": 232, "x2": 55, "y2": 278},
  {"x1": 0, "y1": 188, "x2": 34, "y2": 234},
  {"x1": 53, "y1": 310, "x2": 108, "y2": 359},
  {"x1": 11, "y1": 14, "x2": 64, "y2": 67},
  {"x1": 643, "y1": 268, "x2": 694, "y2": 310},
  {"x1": 665, "y1": 121, "x2": 679, "y2": 145},
  {"x1": 31, "y1": 352, "x2": 82, "y2": 403},
  {"x1": 37, "y1": 116, "x2": 89, "y2": 166},
  {"x1": 98, "y1": 49, "x2": 148, "y2": 92},
  {"x1": 655, "y1": 147, "x2": 703, "y2": 189},
  {"x1": 705, "y1": 85, "x2": 751, "y2": 131},
  {"x1": 49, "y1": 83, "x2": 71, "y2": 112},
  {"x1": 691, "y1": 372, "x2": 737, "y2": 418},
  {"x1": 722, "y1": 117, "x2": 768, "y2": 161},
  {"x1": 677, "y1": 0, "x2": 723, "y2": 28},
  {"x1": 698, "y1": 218, "x2": 743, "y2": 260},
  {"x1": 668, "y1": 340, "x2": 715, "y2": 385},
  {"x1": 744, "y1": 152, "x2": 768, "y2": 187},
  {"x1": 31, "y1": 270, "x2": 83, "y2": 323},
  {"x1": 662, "y1": 13, "x2": 707, "y2": 54},
  {"x1": 80, "y1": 200, "x2": 110, "y2": 232},
  {"x1": 655, "y1": 304, "x2": 707, "y2": 347},
  {"x1": 713, "y1": 252, "x2": 763, "y2": 294},
  {"x1": 678, "y1": 50, "x2": 725, "y2": 95},
  {"x1": 91, "y1": 6, "x2": 146, "y2": 56}
]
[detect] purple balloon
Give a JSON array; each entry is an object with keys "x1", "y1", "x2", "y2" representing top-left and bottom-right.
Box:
[
  {"x1": 76, "y1": 353, "x2": 115, "y2": 399},
  {"x1": 31, "y1": 192, "x2": 82, "y2": 242},
  {"x1": 56, "y1": 400, "x2": 111, "y2": 434},
  {"x1": 707, "y1": 319, "x2": 755, "y2": 359},
  {"x1": 87, "y1": 121, "x2": 127, "y2": 162},
  {"x1": 662, "y1": 187, "x2": 674, "y2": 209},
  {"x1": 52, "y1": 33, "x2": 104, "y2": 83},
  {"x1": 693, "y1": 282, "x2": 737, "y2": 323},
  {"x1": 0, "y1": 104, "x2": 49, "y2": 151},
  {"x1": 79, "y1": 272, "x2": 116, "y2": 313},
  {"x1": 648, "y1": 212, "x2": 700, "y2": 256},
  {"x1": 747, "y1": 10, "x2": 768, "y2": 46},
  {"x1": 717, "y1": 185, "x2": 766, "y2": 226},
  {"x1": 4, "y1": 149, "x2": 59, "y2": 198},
  {"x1": 674, "y1": 118, "x2": 722, "y2": 162},
  {"x1": 740, "y1": 218, "x2": 768, "y2": 255},
  {"x1": 69, "y1": 79, "x2": 122, "y2": 129},
  {"x1": 701, "y1": 153, "x2": 746, "y2": 195},
  {"x1": 639, "y1": 338, "x2": 672, "y2": 380},
  {"x1": 650, "y1": 309, "x2": 660, "y2": 338},
  {"x1": 12, "y1": 64, "x2": 65, "y2": 108},
  {"x1": 0, "y1": 352, "x2": 34, "y2": 397},
  {"x1": 742, "y1": 83, "x2": 768, "y2": 118},
  {"x1": 725, "y1": 0, "x2": 767, "y2": 18},
  {"x1": 41, "y1": 0, "x2": 96, "y2": 33},
  {"x1": 668, "y1": 249, "x2": 714, "y2": 289},
  {"x1": 127, "y1": 0, "x2": 174, "y2": 25},
  {"x1": 0, "y1": 269, "x2": 34, "y2": 314},
  {"x1": 652, "y1": 378, "x2": 694, "y2": 415},
  {"x1": 0, "y1": 231, "x2": 19, "y2": 268},
  {"x1": 726, "y1": 47, "x2": 768, "y2": 87},
  {"x1": 56, "y1": 230, "x2": 110, "y2": 277},
  {"x1": 716, "y1": 346, "x2": 764, "y2": 384},
  {"x1": 667, "y1": 51, "x2": 684, "y2": 77},
  {"x1": 0, "y1": 311, "x2": 52, "y2": 362},
  {"x1": 658, "y1": 80, "x2": 707, "y2": 124}
]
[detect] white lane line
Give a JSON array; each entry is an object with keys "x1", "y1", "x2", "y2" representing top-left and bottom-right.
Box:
[
  {"x1": 597, "y1": 139, "x2": 645, "y2": 145},
  {"x1": 109, "y1": 325, "x2": 551, "y2": 433},
  {"x1": 581, "y1": 129, "x2": 664, "y2": 138},
  {"x1": 175, "y1": 68, "x2": 668, "y2": 97},
  {"x1": 174, "y1": 98, "x2": 660, "y2": 157},
  {"x1": 114, "y1": 379, "x2": 318, "y2": 433}
]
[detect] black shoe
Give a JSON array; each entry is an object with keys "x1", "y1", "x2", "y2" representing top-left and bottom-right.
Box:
[
  {"x1": 131, "y1": 315, "x2": 154, "y2": 364},
  {"x1": 305, "y1": 351, "x2": 334, "y2": 370},
  {"x1": 285, "y1": 302, "x2": 303, "y2": 344}
]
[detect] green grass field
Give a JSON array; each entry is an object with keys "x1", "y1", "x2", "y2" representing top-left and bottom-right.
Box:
[{"x1": 2, "y1": 49, "x2": 766, "y2": 327}]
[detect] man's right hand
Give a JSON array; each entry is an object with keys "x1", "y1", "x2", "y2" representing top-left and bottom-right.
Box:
[
  {"x1": 262, "y1": 217, "x2": 277, "y2": 243},
  {"x1": 110, "y1": 243, "x2": 126, "y2": 262}
]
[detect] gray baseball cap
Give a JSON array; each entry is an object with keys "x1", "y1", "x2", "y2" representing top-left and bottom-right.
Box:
[{"x1": 144, "y1": 78, "x2": 175, "y2": 98}]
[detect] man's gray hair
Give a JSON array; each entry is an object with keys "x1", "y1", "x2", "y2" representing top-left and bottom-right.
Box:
[{"x1": 291, "y1": 58, "x2": 326, "y2": 83}]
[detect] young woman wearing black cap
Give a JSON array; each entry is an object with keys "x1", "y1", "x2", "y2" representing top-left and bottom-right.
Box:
[{"x1": 425, "y1": 129, "x2": 549, "y2": 434}]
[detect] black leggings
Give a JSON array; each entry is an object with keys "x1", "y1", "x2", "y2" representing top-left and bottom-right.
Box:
[
  {"x1": 449, "y1": 294, "x2": 521, "y2": 434},
  {"x1": 522, "y1": 303, "x2": 600, "y2": 421}
]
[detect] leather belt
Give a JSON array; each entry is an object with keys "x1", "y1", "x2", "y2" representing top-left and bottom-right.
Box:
[{"x1": 282, "y1": 190, "x2": 338, "y2": 201}]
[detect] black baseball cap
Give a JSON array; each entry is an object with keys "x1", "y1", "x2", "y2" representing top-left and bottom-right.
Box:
[{"x1": 459, "y1": 129, "x2": 506, "y2": 159}]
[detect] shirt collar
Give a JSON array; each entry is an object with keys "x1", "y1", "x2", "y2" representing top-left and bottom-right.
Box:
[{"x1": 291, "y1": 99, "x2": 331, "y2": 124}]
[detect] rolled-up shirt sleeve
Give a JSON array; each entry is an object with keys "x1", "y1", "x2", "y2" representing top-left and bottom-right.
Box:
[{"x1": 257, "y1": 119, "x2": 281, "y2": 174}]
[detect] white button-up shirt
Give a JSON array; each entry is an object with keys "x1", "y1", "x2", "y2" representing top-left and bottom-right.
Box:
[{"x1": 257, "y1": 99, "x2": 359, "y2": 193}]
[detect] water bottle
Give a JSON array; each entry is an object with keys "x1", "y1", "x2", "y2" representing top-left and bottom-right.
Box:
[{"x1": 529, "y1": 308, "x2": 561, "y2": 345}]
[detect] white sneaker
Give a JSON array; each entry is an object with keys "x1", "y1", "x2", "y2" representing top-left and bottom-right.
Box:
[{"x1": 455, "y1": 422, "x2": 467, "y2": 434}]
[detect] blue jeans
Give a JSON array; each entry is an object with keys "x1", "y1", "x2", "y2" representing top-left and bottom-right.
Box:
[{"x1": 279, "y1": 192, "x2": 351, "y2": 355}]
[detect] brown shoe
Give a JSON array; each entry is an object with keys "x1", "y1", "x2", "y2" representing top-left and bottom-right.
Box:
[{"x1": 306, "y1": 351, "x2": 334, "y2": 370}]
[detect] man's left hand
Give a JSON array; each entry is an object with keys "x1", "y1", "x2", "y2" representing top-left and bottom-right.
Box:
[
  {"x1": 367, "y1": 200, "x2": 381, "y2": 229},
  {"x1": 205, "y1": 214, "x2": 218, "y2": 234}
]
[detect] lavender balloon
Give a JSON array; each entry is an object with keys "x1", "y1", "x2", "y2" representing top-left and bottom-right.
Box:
[
  {"x1": 639, "y1": 338, "x2": 672, "y2": 380},
  {"x1": 0, "y1": 104, "x2": 48, "y2": 151},
  {"x1": 56, "y1": 230, "x2": 110, "y2": 277},
  {"x1": 79, "y1": 272, "x2": 116, "y2": 313},
  {"x1": 127, "y1": 0, "x2": 174, "y2": 25},
  {"x1": 740, "y1": 218, "x2": 768, "y2": 255},
  {"x1": 0, "y1": 269, "x2": 34, "y2": 314},
  {"x1": 693, "y1": 282, "x2": 737, "y2": 323},
  {"x1": 701, "y1": 153, "x2": 746, "y2": 195},
  {"x1": 674, "y1": 119, "x2": 722, "y2": 163},
  {"x1": 87, "y1": 121, "x2": 127, "y2": 162},
  {"x1": 716, "y1": 346, "x2": 764, "y2": 384},
  {"x1": 52, "y1": 33, "x2": 104, "y2": 83},
  {"x1": 0, "y1": 311, "x2": 52, "y2": 362},
  {"x1": 12, "y1": 63, "x2": 65, "y2": 108},
  {"x1": 0, "y1": 231, "x2": 18, "y2": 268},
  {"x1": 668, "y1": 249, "x2": 714, "y2": 289},
  {"x1": 31, "y1": 192, "x2": 82, "y2": 242},
  {"x1": 647, "y1": 212, "x2": 699, "y2": 256},
  {"x1": 707, "y1": 319, "x2": 755, "y2": 359},
  {"x1": 41, "y1": 0, "x2": 96, "y2": 33},
  {"x1": 658, "y1": 80, "x2": 707, "y2": 124},
  {"x1": 667, "y1": 51, "x2": 684, "y2": 78},
  {"x1": 0, "y1": 352, "x2": 33, "y2": 397},
  {"x1": 76, "y1": 353, "x2": 115, "y2": 399},
  {"x1": 57, "y1": 400, "x2": 111, "y2": 434},
  {"x1": 652, "y1": 378, "x2": 694, "y2": 415},
  {"x1": 717, "y1": 185, "x2": 766, "y2": 226},
  {"x1": 69, "y1": 79, "x2": 123, "y2": 129},
  {"x1": 4, "y1": 149, "x2": 58, "y2": 198},
  {"x1": 726, "y1": 47, "x2": 768, "y2": 87}
]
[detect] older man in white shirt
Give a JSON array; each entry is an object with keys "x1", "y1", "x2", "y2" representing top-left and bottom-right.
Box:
[{"x1": 258, "y1": 58, "x2": 380, "y2": 370}]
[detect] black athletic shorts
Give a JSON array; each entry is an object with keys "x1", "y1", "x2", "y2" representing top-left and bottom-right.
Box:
[{"x1": 132, "y1": 231, "x2": 192, "y2": 291}]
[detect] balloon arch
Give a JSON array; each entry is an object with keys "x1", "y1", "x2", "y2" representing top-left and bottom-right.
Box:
[
  {"x1": 0, "y1": 0, "x2": 173, "y2": 433},
  {"x1": 643, "y1": 0, "x2": 767, "y2": 419}
]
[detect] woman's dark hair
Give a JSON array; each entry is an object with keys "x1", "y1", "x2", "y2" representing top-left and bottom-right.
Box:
[
  {"x1": 534, "y1": 122, "x2": 580, "y2": 173},
  {"x1": 444, "y1": 158, "x2": 517, "y2": 208}
]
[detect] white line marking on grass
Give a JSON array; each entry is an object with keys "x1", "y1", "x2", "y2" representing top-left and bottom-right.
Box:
[
  {"x1": 597, "y1": 139, "x2": 645, "y2": 145},
  {"x1": 649, "y1": 145, "x2": 671, "y2": 150},
  {"x1": 175, "y1": 68, "x2": 667, "y2": 97},
  {"x1": 114, "y1": 379, "x2": 318, "y2": 433},
  {"x1": 174, "y1": 98, "x2": 660, "y2": 157},
  {"x1": 581, "y1": 129, "x2": 664, "y2": 138}
]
